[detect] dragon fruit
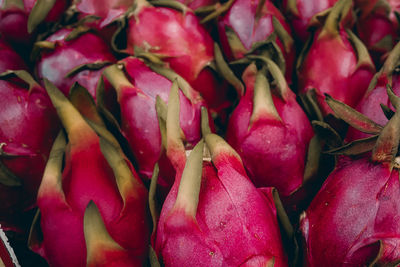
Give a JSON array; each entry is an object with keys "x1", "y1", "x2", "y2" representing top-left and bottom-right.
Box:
[
  {"x1": 83, "y1": 201, "x2": 143, "y2": 267},
  {"x1": 74, "y1": 0, "x2": 133, "y2": 46},
  {"x1": 387, "y1": 0, "x2": 400, "y2": 28},
  {"x1": 0, "y1": 69, "x2": 59, "y2": 224},
  {"x1": 103, "y1": 57, "x2": 209, "y2": 198},
  {"x1": 175, "y1": 0, "x2": 217, "y2": 11},
  {"x1": 154, "y1": 85, "x2": 288, "y2": 265},
  {"x1": 0, "y1": 38, "x2": 28, "y2": 73},
  {"x1": 35, "y1": 27, "x2": 116, "y2": 101},
  {"x1": 347, "y1": 41, "x2": 400, "y2": 141},
  {"x1": 355, "y1": 0, "x2": 398, "y2": 65},
  {"x1": 25, "y1": 0, "x2": 70, "y2": 33},
  {"x1": 301, "y1": 88, "x2": 400, "y2": 266},
  {"x1": 0, "y1": 41, "x2": 29, "y2": 226},
  {"x1": 298, "y1": 0, "x2": 375, "y2": 117},
  {"x1": 0, "y1": 0, "x2": 69, "y2": 46},
  {"x1": 226, "y1": 59, "x2": 314, "y2": 212},
  {"x1": 282, "y1": 0, "x2": 339, "y2": 42},
  {"x1": 356, "y1": 0, "x2": 400, "y2": 29},
  {"x1": 217, "y1": 0, "x2": 295, "y2": 84},
  {"x1": 124, "y1": 0, "x2": 231, "y2": 116},
  {"x1": 75, "y1": 0, "x2": 133, "y2": 28},
  {"x1": 0, "y1": 0, "x2": 30, "y2": 46},
  {"x1": 29, "y1": 81, "x2": 149, "y2": 267}
]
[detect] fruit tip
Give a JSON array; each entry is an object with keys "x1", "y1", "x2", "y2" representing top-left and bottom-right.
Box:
[{"x1": 173, "y1": 139, "x2": 204, "y2": 217}]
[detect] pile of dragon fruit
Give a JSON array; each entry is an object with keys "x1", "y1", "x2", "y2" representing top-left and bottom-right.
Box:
[{"x1": 0, "y1": 0, "x2": 400, "y2": 266}]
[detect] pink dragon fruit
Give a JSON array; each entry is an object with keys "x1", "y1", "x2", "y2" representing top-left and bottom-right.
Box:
[
  {"x1": 356, "y1": 0, "x2": 400, "y2": 29},
  {"x1": 124, "y1": 0, "x2": 231, "y2": 116},
  {"x1": 175, "y1": 0, "x2": 217, "y2": 11},
  {"x1": 35, "y1": 27, "x2": 116, "y2": 101},
  {"x1": 387, "y1": 0, "x2": 400, "y2": 27},
  {"x1": 25, "y1": 0, "x2": 70, "y2": 32},
  {"x1": 0, "y1": 40, "x2": 29, "y2": 227},
  {"x1": 0, "y1": 0, "x2": 69, "y2": 46},
  {"x1": 282, "y1": 0, "x2": 339, "y2": 42},
  {"x1": 226, "y1": 59, "x2": 314, "y2": 212},
  {"x1": 0, "y1": 0, "x2": 30, "y2": 46},
  {"x1": 298, "y1": 0, "x2": 375, "y2": 117},
  {"x1": 29, "y1": 81, "x2": 149, "y2": 267},
  {"x1": 301, "y1": 88, "x2": 400, "y2": 266},
  {"x1": 74, "y1": 0, "x2": 134, "y2": 45},
  {"x1": 0, "y1": 38, "x2": 28, "y2": 73},
  {"x1": 347, "y1": 41, "x2": 400, "y2": 141},
  {"x1": 0, "y1": 69, "x2": 59, "y2": 225},
  {"x1": 217, "y1": 0, "x2": 295, "y2": 84},
  {"x1": 76, "y1": 0, "x2": 216, "y2": 25},
  {"x1": 75, "y1": 0, "x2": 133, "y2": 28},
  {"x1": 103, "y1": 57, "x2": 209, "y2": 198},
  {"x1": 154, "y1": 86, "x2": 288, "y2": 265},
  {"x1": 355, "y1": 0, "x2": 399, "y2": 65},
  {"x1": 354, "y1": 0, "x2": 379, "y2": 16},
  {"x1": 83, "y1": 201, "x2": 143, "y2": 267}
]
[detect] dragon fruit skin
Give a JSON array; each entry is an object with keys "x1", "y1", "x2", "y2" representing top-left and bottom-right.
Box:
[
  {"x1": 121, "y1": 58, "x2": 205, "y2": 147},
  {"x1": 0, "y1": 43, "x2": 30, "y2": 223},
  {"x1": 356, "y1": 1, "x2": 398, "y2": 65},
  {"x1": 0, "y1": 1, "x2": 30, "y2": 45},
  {"x1": 127, "y1": 4, "x2": 212, "y2": 83},
  {"x1": 226, "y1": 62, "x2": 313, "y2": 199},
  {"x1": 347, "y1": 42, "x2": 400, "y2": 141},
  {"x1": 174, "y1": 0, "x2": 217, "y2": 11},
  {"x1": 83, "y1": 201, "x2": 143, "y2": 267},
  {"x1": 298, "y1": 0, "x2": 375, "y2": 117},
  {"x1": 387, "y1": 0, "x2": 400, "y2": 28},
  {"x1": 153, "y1": 85, "x2": 287, "y2": 266},
  {"x1": 156, "y1": 136, "x2": 288, "y2": 266},
  {"x1": 358, "y1": 15, "x2": 396, "y2": 64},
  {"x1": 0, "y1": 78, "x2": 58, "y2": 196},
  {"x1": 301, "y1": 86, "x2": 400, "y2": 266},
  {"x1": 298, "y1": 33, "x2": 374, "y2": 116},
  {"x1": 282, "y1": 0, "x2": 338, "y2": 42},
  {"x1": 355, "y1": 0, "x2": 400, "y2": 33},
  {"x1": 75, "y1": 0, "x2": 132, "y2": 44},
  {"x1": 0, "y1": 38, "x2": 28, "y2": 73},
  {"x1": 346, "y1": 76, "x2": 400, "y2": 141},
  {"x1": 218, "y1": 0, "x2": 295, "y2": 83},
  {"x1": 0, "y1": 0, "x2": 70, "y2": 46},
  {"x1": 0, "y1": 70, "x2": 59, "y2": 222},
  {"x1": 36, "y1": 28, "x2": 116, "y2": 100},
  {"x1": 23, "y1": 0, "x2": 69, "y2": 23},
  {"x1": 76, "y1": 0, "x2": 133, "y2": 28},
  {"x1": 104, "y1": 57, "x2": 208, "y2": 198},
  {"x1": 126, "y1": 2, "x2": 230, "y2": 113},
  {"x1": 300, "y1": 157, "x2": 400, "y2": 266},
  {"x1": 33, "y1": 81, "x2": 149, "y2": 267}
]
